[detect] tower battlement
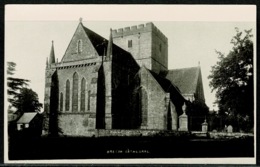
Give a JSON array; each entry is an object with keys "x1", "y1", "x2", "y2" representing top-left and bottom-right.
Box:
[{"x1": 112, "y1": 22, "x2": 167, "y2": 43}]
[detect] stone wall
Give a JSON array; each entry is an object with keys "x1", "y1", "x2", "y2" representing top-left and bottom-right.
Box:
[
  {"x1": 138, "y1": 67, "x2": 168, "y2": 130},
  {"x1": 113, "y1": 29, "x2": 152, "y2": 69},
  {"x1": 170, "y1": 101, "x2": 178, "y2": 130},
  {"x1": 62, "y1": 23, "x2": 99, "y2": 63},
  {"x1": 43, "y1": 67, "x2": 57, "y2": 134},
  {"x1": 56, "y1": 63, "x2": 100, "y2": 133},
  {"x1": 111, "y1": 48, "x2": 140, "y2": 129},
  {"x1": 208, "y1": 132, "x2": 253, "y2": 139},
  {"x1": 112, "y1": 22, "x2": 168, "y2": 73},
  {"x1": 56, "y1": 63, "x2": 100, "y2": 113},
  {"x1": 59, "y1": 113, "x2": 96, "y2": 136},
  {"x1": 151, "y1": 29, "x2": 168, "y2": 73},
  {"x1": 95, "y1": 129, "x2": 179, "y2": 137}
]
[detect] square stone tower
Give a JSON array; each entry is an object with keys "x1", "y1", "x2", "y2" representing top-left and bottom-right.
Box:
[{"x1": 112, "y1": 22, "x2": 168, "y2": 74}]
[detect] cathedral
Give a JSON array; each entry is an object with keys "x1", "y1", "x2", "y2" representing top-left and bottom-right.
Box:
[{"x1": 43, "y1": 19, "x2": 205, "y2": 136}]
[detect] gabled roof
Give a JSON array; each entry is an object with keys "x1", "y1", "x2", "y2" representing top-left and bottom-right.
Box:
[
  {"x1": 82, "y1": 25, "x2": 107, "y2": 56},
  {"x1": 82, "y1": 24, "x2": 133, "y2": 58},
  {"x1": 166, "y1": 66, "x2": 200, "y2": 95},
  {"x1": 17, "y1": 112, "x2": 37, "y2": 124},
  {"x1": 148, "y1": 69, "x2": 186, "y2": 102},
  {"x1": 149, "y1": 70, "x2": 176, "y2": 92},
  {"x1": 61, "y1": 22, "x2": 135, "y2": 64}
]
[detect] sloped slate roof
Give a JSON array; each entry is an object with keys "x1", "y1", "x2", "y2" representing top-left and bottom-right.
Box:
[
  {"x1": 82, "y1": 25, "x2": 132, "y2": 57},
  {"x1": 149, "y1": 70, "x2": 176, "y2": 92},
  {"x1": 82, "y1": 26, "x2": 107, "y2": 56},
  {"x1": 17, "y1": 112, "x2": 37, "y2": 124},
  {"x1": 166, "y1": 67, "x2": 200, "y2": 95},
  {"x1": 148, "y1": 69, "x2": 186, "y2": 102}
]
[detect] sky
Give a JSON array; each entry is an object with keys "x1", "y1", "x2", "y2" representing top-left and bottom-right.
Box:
[{"x1": 5, "y1": 5, "x2": 256, "y2": 111}]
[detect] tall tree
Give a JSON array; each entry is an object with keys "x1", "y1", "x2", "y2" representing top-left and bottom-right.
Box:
[
  {"x1": 7, "y1": 62, "x2": 42, "y2": 115},
  {"x1": 208, "y1": 28, "x2": 253, "y2": 119},
  {"x1": 7, "y1": 62, "x2": 29, "y2": 108}
]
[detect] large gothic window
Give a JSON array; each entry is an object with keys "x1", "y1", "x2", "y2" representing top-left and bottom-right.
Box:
[
  {"x1": 72, "y1": 72, "x2": 79, "y2": 112},
  {"x1": 140, "y1": 87, "x2": 148, "y2": 126},
  {"x1": 65, "y1": 80, "x2": 70, "y2": 111},
  {"x1": 60, "y1": 92, "x2": 63, "y2": 112},
  {"x1": 80, "y1": 78, "x2": 86, "y2": 111}
]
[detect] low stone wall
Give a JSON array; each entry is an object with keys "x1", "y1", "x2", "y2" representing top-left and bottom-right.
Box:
[
  {"x1": 95, "y1": 129, "x2": 189, "y2": 137},
  {"x1": 208, "y1": 132, "x2": 253, "y2": 139}
]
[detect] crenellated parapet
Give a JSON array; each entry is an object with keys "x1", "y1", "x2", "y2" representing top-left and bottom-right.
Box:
[{"x1": 112, "y1": 22, "x2": 168, "y2": 43}]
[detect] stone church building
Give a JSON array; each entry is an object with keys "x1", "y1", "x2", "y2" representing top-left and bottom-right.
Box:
[{"x1": 43, "y1": 19, "x2": 205, "y2": 136}]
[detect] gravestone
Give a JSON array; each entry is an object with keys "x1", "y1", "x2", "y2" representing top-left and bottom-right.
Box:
[
  {"x1": 227, "y1": 125, "x2": 233, "y2": 133},
  {"x1": 201, "y1": 119, "x2": 208, "y2": 132},
  {"x1": 178, "y1": 103, "x2": 188, "y2": 131}
]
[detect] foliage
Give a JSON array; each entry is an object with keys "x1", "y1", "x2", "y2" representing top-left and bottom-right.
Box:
[
  {"x1": 186, "y1": 99, "x2": 209, "y2": 131},
  {"x1": 7, "y1": 62, "x2": 42, "y2": 116},
  {"x1": 208, "y1": 28, "x2": 253, "y2": 119},
  {"x1": 13, "y1": 88, "x2": 43, "y2": 115},
  {"x1": 186, "y1": 99, "x2": 209, "y2": 117},
  {"x1": 7, "y1": 62, "x2": 29, "y2": 107}
]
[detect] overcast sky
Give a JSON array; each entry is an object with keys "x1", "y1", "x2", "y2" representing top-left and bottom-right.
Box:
[{"x1": 5, "y1": 5, "x2": 256, "y2": 111}]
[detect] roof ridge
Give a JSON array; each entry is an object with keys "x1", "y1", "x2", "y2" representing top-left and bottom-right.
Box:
[
  {"x1": 169, "y1": 66, "x2": 199, "y2": 71},
  {"x1": 166, "y1": 66, "x2": 201, "y2": 95}
]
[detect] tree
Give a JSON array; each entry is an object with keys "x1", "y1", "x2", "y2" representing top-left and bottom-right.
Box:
[
  {"x1": 7, "y1": 62, "x2": 29, "y2": 108},
  {"x1": 13, "y1": 88, "x2": 43, "y2": 115},
  {"x1": 7, "y1": 62, "x2": 42, "y2": 115},
  {"x1": 7, "y1": 62, "x2": 43, "y2": 136},
  {"x1": 186, "y1": 99, "x2": 209, "y2": 131},
  {"x1": 208, "y1": 28, "x2": 253, "y2": 126}
]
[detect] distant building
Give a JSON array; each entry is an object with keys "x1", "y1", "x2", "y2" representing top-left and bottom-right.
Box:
[
  {"x1": 165, "y1": 66, "x2": 205, "y2": 102},
  {"x1": 17, "y1": 113, "x2": 37, "y2": 130},
  {"x1": 43, "y1": 19, "x2": 206, "y2": 136},
  {"x1": 17, "y1": 112, "x2": 42, "y2": 136}
]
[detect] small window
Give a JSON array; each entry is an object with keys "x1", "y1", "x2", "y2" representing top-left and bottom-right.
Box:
[
  {"x1": 128, "y1": 40, "x2": 132, "y2": 48},
  {"x1": 77, "y1": 39, "x2": 83, "y2": 53},
  {"x1": 159, "y1": 43, "x2": 162, "y2": 52}
]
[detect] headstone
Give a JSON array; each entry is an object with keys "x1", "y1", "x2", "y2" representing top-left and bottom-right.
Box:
[
  {"x1": 227, "y1": 125, "x2": 233, "y2": 133},
  {"x1": 178, "y1": 114, "x2": 188, "y2": 131},
  {"x1": 201, "y1": 119, "x2": 208, "y2": 132},
  {"x1": 224, "y1": 125, "x2": 227, "y2": 132},
  {"x1": 178, "y1": 103, "x2": 188, "y2": 131}
]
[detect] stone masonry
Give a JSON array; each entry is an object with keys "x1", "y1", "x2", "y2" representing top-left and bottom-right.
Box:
[{"x1": 42, "y1": 19, "x2": 204, "y2": 137}]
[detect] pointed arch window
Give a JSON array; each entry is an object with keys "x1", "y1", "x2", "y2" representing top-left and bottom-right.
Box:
[
  {"x1": 60, "y1": 92, "x2": 63, "y2": 112},
  {"x1": 72, "y1": 72, "x2": 79, "y2": 112},
  {"x1": 88, "y1": 90, "x2": 91, "y2": 110},
  {"x1": 140, "y1": 87, "x2": 148, "y2": 126},
  {"x1": 80, "y1": 78, "x2": 86, "y2": 111},
  {"x1": 65, "y1": 80, "x2": 70, "y2": 111},
  {"x1": 77, "y1": 39, "x2": 83, "y2": 53}
]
